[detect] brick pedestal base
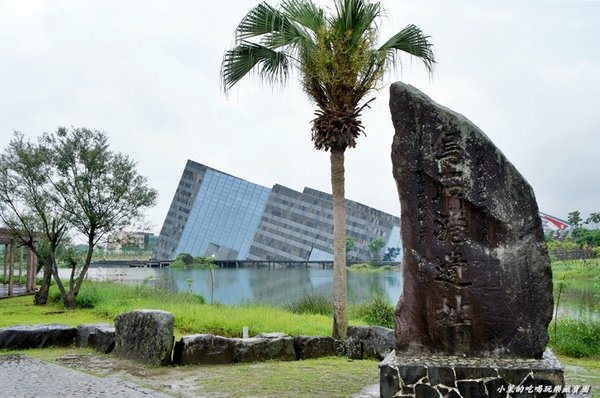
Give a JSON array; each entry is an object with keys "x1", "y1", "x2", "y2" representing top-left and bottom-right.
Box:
[{"x1": 379, "y1": 349, "x2": 565, "y2": 398}]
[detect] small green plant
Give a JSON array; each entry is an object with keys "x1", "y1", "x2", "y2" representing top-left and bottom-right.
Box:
[
  {"x1": 353, "y1": 293, "x2": 395, "y2": 329},
  {"x1": 348, "y1": 263, "x2": 371, "y2": 270},
  {"x1": 72, "y1": 283, "x2": 102, "y2": 309},
  {"x1": 286, "y1": 292, "x2": 333, "y2": 316}
]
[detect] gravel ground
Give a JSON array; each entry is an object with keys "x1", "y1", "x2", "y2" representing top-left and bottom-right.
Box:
[{"x1": 0, "y1": 355, "x2": 173, "y2": 398}]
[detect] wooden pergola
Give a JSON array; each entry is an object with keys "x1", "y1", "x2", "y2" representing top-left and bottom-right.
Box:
[{"x1": 0, "y1": 228, "x2": 39, "y2": 297}]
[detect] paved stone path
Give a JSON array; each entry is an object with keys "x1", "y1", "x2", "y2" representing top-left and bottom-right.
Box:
[{"x1": 0, "y1": 355, "x2": 173, "y2": 398}]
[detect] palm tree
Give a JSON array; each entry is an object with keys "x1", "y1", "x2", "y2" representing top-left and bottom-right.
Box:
[{"x1": 221, "y1": 0, "x2": 435, "y2": 339}]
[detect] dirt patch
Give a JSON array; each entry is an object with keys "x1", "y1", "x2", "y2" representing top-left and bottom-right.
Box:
[{"x1": 56, "y1": 353, "x2": 205, "y2": 397}]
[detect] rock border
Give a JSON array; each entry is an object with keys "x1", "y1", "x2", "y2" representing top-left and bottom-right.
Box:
[{"x1": 0, "y1": 311, "x2": 393, "y2": 366}]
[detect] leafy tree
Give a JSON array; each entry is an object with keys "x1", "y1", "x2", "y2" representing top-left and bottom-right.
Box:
[
  {"x1": 585, "y1": 212, "x2": 600, "y2": 230},
  {"x1": 568, "y1": 211, "x2": 582, "y2": 229},
  {"x1": 176, "y1": 252, "x2": 195, "y2": 265},
  {"x1": 345, "y1": 236, "x2": 355, "y2": 254},
  {"x1": 221, "y1": 0, "x2": 434, "y2": 339},
  {"x1": 0, "y1": 133, "x2": 68, "y2": 304},
  {"x1": 0, "y1": 128, "x2": 157, "y2": 308},
  {"x1": 382, "y1": 246, "x2": 401, "y2": 261},
  {"x1": 368, "y1": 238, "x2": 386, "y2": 261}
]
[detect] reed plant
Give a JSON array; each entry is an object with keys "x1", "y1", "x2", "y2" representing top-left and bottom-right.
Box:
[
  {"x1": 285, "y1": 292, "x2": 333, "y2": 316},
  {"x1": 548, "y1": 318, "x2": 600, "y2": 358}
]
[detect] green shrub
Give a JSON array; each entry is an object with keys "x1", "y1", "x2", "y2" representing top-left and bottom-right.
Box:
[
  {"x1": 348, "y1": 263, "x2": 371, "y2": 270},
  {"x1": 74, "y1": 283, "x2": 102, "y2": 308},
  {"x1": 286, "y1": 292, "x2": 332, "y2": 316},
  {"x1": 548, "y1": 318, "x2": 600, "y2": 358},
  {"x1": 176, "y1": 252, "x2": 194, "y2": 265},
  {"x1": 352, "y1": 293, "x2": 395, "y2": 329}
]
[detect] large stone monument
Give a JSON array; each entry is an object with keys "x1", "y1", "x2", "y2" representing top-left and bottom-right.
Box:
[{"x1": 380, "y1": 82, "x2": 564, "y2": 398}]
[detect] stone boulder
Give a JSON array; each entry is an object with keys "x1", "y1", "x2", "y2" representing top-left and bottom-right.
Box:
[
  {"x1": 344, "y1": 326, "x2": 394, "y2": 360},
  {"x1": 113, "y1": 310, "x2": 174, "y2": 366},
  {"x1": 293, "y1": 336, "x2": 342, "y2": 360},
  {"x1": 77, "y1": 323, "x2": 115, "y2": 354},
  {"x1": 88, "y1": 325, "x2": 116, "y2": 354},
  {"x1": 233, "y1": 337, "x2": 295, "y2": 363},
  {"x1": 0, "y1": 324, "x2": 76, "y2": 349},
  {"x1": 173, "y1": 334, "x2": 236, "y2": 365},
  {"x1": 389, "y1": 82, "x2": 553, "y2": 358}
]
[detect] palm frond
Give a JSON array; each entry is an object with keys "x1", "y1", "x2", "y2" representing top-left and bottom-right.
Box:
[
  {"x1": 221, "y1": 41, "x2": 290, "y2": 91},
  {"x1": 379, "y1": 24, "x2": 436, "y2": 75},
  {"x1": 281, "y1": 0, "x2": 326, "y2": 33},
  {"x1": 236, "y1": 1, "x2": 315, "y2": 52},
  {"x1": 331, "y1": 0, "x2": 383, "y2": 43},
  {"x1": 236, "y1": 2, "x2": 287, "y2": 42}
]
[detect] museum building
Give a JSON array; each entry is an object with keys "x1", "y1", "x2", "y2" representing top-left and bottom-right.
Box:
[{"x1": 152, "y1": 160, "x2": 402, "y2": 262}]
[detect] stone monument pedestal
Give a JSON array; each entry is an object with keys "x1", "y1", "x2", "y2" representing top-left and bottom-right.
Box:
[{"x1": 379, "y1": 349, "x2": 565, "y2": 398}]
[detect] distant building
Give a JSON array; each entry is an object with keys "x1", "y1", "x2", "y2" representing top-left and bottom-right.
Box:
[
  {"x1": 107, "y1": 231, "x2": 156, "y2": 251},
  {"x1": 152, "y1": 160, "x2": 402, "y2": 261},
  {"x1": 540, "y1": 212, "x2": 572, "y2": 238}
]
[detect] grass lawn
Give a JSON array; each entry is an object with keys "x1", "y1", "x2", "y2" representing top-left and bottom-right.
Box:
[{"x1": 0, "y1": 283, "x2": 363, "y2": 339}]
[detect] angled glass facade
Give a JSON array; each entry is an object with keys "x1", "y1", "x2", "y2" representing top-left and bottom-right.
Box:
[
  {"x1": 152, "y1": 159, "x2": 403, "y2": 262},
  {"x1": 175, "y1": 169, "x2": 270, "y2": 260}
]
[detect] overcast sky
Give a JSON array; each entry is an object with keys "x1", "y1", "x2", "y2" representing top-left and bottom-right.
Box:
[{"x1": 1, "y1": 0, "x2": 598, "y2": 234}]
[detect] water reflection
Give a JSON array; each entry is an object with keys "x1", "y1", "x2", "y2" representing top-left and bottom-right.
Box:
[
  {"x1": 74, "y1": 267, "x2": 403, "y2": 306},
  {"x1": 555, "y1": 280, "x2": 599, "y2": 320},
  {"x1": 168, "y1": 268, "x2": 403, "y2": 306}
]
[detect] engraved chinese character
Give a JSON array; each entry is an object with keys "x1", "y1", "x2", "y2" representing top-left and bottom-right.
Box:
[
  {"x1": 436, "y1": 294, "x2": 472, "y2": 326},
  {"x1": 436, "y1": 130, "x2": 463, "y2": 163},
  {"x1": 433, "y1": 207, "x2": 468, "y2": 243},
  {"x1": 435, "y1": 250, "x2": 471, "y2": 287}
]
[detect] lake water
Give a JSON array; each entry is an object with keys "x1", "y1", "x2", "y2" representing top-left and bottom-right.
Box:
[
  {"x1": 71, "y1": 266, "x2": 598, "y2": 319},
  {"x1": 80, "y1": 266, "x2": 403, "y2": 306}
]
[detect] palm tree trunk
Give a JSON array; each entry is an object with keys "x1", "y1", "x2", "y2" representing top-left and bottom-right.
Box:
[{"x1": 330, "y1": 148, "x2": 348, "y2": 339}]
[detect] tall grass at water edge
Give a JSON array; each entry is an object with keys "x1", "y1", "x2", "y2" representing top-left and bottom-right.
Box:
[
  {"x1": 286, "y1": 291, "x2": 396, "y2": 329},
  {"x1": 549, "y1": 318, "x2": 600, "y2": 358},
  {"x1": 549, "y1": 259, "x2": 600, "y2": 358}
]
